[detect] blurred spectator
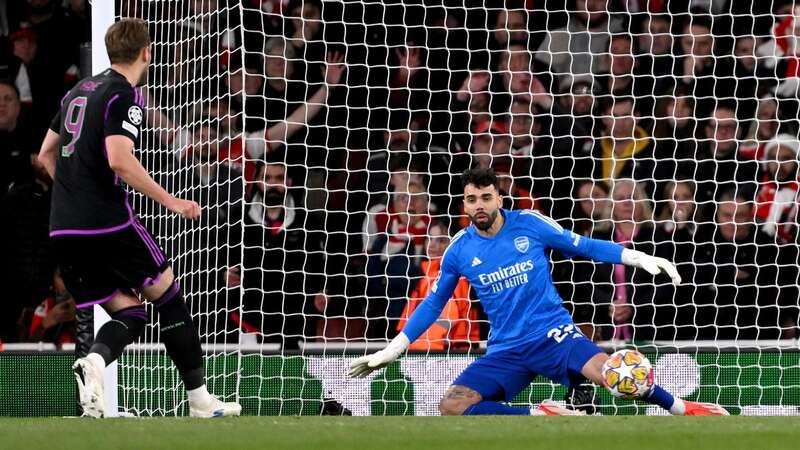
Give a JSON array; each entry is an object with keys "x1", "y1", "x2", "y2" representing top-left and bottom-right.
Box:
[
  {"x1": 19, "y1": 269, "x2": 75, "y2": 346},
  {"x1": 148, "y1": 26, "x2": 207, "y2": 123},
  {"x1": 451, "y1": 70, "x2": 492, "y2": 149},
  {"x1": 509, "y1": 95, "x2": 535, "y2": 157},
  {"x1": 651, "y1": 88, "x2": 699, "y2": 199},
  {"x1": 670, "y1": 14, "x2": 735, "y2": 117},
  {"x1": 188, "y1": 0, "x2": 236, "y2": 53},
  {"x1": 388, "y1": 43, "x2": 428, "y2": 116},
  {"x1": 18, "y1": 0, "x2": 82, "y2": 131},
  {"x1": 653, "y1": 87, "x2": 696, "y2": 143},
  {"x1": 535, "y1": 0, "x2": 624, "y2": 76},
  {"x1": 173, "y1": 119, "x2": 244, "y2": 341},
  {"x1": 494, "y1": 158, "x2": 536, "y2": 211},
  {"x1": 470, "y1": 119, "x2": 511, "y2": 169},
  {"x1": 731, "y1": 35, "x2": 760, "y2": 119},
  {"x1": 286, "y1": 0, "x2": 326, "y2": 82},
  {"x1": 755, "y1": 134, "x2": 800, "y2": 242},
  {"x1": 214, "y1": 52, "x2": 343, "y2": 181},
  {"x1": 10, "y1": 26, "x2": 62, "y2": 133},
  {"x1": 260, "y1": 36, "x2": 306, "y2": 128},
  {"x1": 11, "y1": 28, "x2": 36, "y2": 69},
  {"x1": 558, "y1": 179, "x2": 656, "y2": 342},
  {"x1": 556, "y1": 75, "x2": 596, "y2": 140},
  {"x1": 694, "y1": 189, "x2": 797, "y2": 339},
  {"x1": 364, "y1": 181, "x2": 430, "y2": 338},
  {"x1": 571, "y1": 180, "x2": 612, "y2": 236},
  {"x1": 459, "y1": 71, "x2": 492, "y2": 128},
  {"x1": 498, "y1": 43, "x2": 536, "y2": 97},
  {"x1": 733, "y1": 35, "x2": 758, "y2": 79},
  {"x1": 362, "y1": 115, "x2": 448, "y2": 209},
  {"x1": 635, "y1": 14, "x2": 674, "y2": 84},
  {"x1": 227, "y1": 161, "x2": 329, "y2": 348},
  {"x1": 397, "y1": 221, "x2": 479, "y2": 351},
  {"x1": 554, "y1": 180, "x2": 610, "y2": 339},
  {"x1": 0, "y1": 158, "x2": 53, "y2": 343},
  {"x1": 515, "y1": 75, "x2": 595, "y2": 220},
  {"x1": 607, "y1": 179, "x2": 657, "y2": 341},
  {"x1": 490, "y1": 9, "x2": 530, "y2": 52},
  {"x1": 225, "y1": 54, "x2": 266, "y2": 133},
  {"x1": 64, "y1": 0, "x2": 89, "y2": 43},
  {"x1": 177, "y1": 119, "x2": 244, "y2": 225},
  {"x1": 0, "y1": 80, "x2": 36, "y2": 198},
  {"x1": 0, "y1": 39, "x2": 33, "y2": 105},
  {"x1": 652, "y1": 179, "x2": 703, "y2": 340},
  {"x1": 740, "y1": 95, "x2": 780, "y2": 160},
  {"x1": 364, "y1": 181, "x2": 430, "y2": 257},
  {"x1": 756, "y1": 96, "x2": 780, "y2": 141},
  {"x1": 762, "y1": 6, "x2": 800, "y2": 84},
  {"x1": 591, "y1": 97, "x2": 655, "y2": 193},
  {"x1": 691, "y1": 101, "x2": 761, "y2": 204},
  {"x1": 372, "y1": 150, "x2": 453, "y2": 215},
  {"x1": 595, "y1": 34, "x2": 655, "y2": 119}
]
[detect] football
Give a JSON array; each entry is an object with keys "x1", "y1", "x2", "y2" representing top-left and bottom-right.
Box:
[{"x1": 602, "y1": 349, "x2": 655, "y2": 399}]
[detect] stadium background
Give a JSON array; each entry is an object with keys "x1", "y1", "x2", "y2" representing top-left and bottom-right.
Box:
[{"x1": 1, "y1": 0, "x2": 800, "y2": 417}]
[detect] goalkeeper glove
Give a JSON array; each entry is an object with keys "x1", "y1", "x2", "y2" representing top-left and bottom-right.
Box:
[
  {"x1": 621, "y1": 248, "x2": 682, "y2": 285},
  {"x1": 348, "y1": 333, "x2": 410, "y2": 378}
]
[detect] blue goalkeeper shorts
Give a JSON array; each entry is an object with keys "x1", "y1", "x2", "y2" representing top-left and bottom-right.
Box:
[{"x1": 452, "y1": 325, "x2": 603, "y2": 402}]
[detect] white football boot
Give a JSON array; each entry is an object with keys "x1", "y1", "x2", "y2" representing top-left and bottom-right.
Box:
[
  {"x1": 73, "y1": 357, "x2": 106, "y2": 418},
  {"x1": 189, "y1": 394, "x2": 242, "y2": 418}
]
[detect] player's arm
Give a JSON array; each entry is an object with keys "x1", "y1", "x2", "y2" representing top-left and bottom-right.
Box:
[
  {"x1": 244, "y1": 53, "x2": 344, "y2": 158},
  {"x1": 526, "y1": 210, "x2": 681, "y2": 284},
  {"x1": 106, "y1": 135, "x2": 199, "y2": 220},
  {"x1": 37, "y1": 108, "x2": 65, "y2": 179},
  {"x1": 37, "y1": 129, "x2": 60, "y2": 180},
  {"x1": 349, "y1": 242, "x2": 462, "y2": 378},
  {"x1": 104, "y1": 89, "x2": 200, "y2": 220}
]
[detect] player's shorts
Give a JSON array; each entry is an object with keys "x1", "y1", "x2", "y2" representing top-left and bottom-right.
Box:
[
  {"x1": 51, "y1": 221, "x2": 169, "y2": 308},
  {"x1": 451, "y1": 324, "x2": 603, "y2": 402}
]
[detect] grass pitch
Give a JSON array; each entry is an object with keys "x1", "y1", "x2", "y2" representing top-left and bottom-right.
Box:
[{"x1": 1, "y1": 416, "x2": 796, "y2": 450}]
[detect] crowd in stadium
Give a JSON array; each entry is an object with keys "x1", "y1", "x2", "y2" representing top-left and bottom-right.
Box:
[{"x1": 1, "y1": 0, "x2": 799, "y2": 349}]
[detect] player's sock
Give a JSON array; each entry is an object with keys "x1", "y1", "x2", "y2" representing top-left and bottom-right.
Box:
[
  {"x1": 88, "y1": 304, "x2": 148, "y2": 366},
  {"x1": 642, "y1": 384, "x2": 686, "y2": 415},
  {"x1": 462, "y1": 401, "x2": 530, "y2": 415},
  {"x1": 154, "y1": 282, "x2": 206, "y2": 392}
]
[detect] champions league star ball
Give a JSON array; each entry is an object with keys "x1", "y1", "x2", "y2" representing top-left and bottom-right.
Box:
[{"x1": 602, "y1": 349, "x2": 654, "y2": 399}]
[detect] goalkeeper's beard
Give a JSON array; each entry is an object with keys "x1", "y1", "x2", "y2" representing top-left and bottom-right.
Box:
[{"x1": 469, "y1": 209, "x2": 498, "y2": 231}]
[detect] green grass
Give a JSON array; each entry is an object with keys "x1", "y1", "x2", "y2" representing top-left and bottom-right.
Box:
[{"x1": 0, "y1": 417, "x2": 797, "y2": 450}]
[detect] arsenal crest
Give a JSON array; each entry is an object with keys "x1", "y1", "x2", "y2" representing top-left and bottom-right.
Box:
[{"x1": 514, "y1": 236, "x2": 529, "y2": 253}]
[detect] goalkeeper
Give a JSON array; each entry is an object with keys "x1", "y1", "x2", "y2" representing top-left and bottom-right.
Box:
[{"x1": 351, "y1": 168, "x2": 728, "y2": 416}]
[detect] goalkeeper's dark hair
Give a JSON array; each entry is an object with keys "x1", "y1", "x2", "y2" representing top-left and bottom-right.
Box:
[
  {"x1": 461, "y1": 167, "x2": 498, "y2": 191},
  {"x1": 106, "y1": 18, "x2": 151, "y2": 65}
]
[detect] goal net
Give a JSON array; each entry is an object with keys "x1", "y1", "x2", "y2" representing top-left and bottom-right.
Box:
[{"x1": 114, "y1": 0, "x2": 800, "y2": 416}]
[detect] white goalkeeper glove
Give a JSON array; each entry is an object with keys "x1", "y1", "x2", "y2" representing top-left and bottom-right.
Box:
[
  {"x1": 621, "y1": 248, "x2": 682, "y2": 285},
  {"x1": 348, "y1": 333, "x2": 410, "y2": 378}
]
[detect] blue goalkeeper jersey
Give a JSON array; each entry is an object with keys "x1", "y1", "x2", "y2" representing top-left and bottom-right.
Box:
[{"x1": 401, "y1": 209, "x2": 624, "y2": 353}]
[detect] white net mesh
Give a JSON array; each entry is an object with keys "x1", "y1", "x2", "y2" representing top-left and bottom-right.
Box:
[{"x1": 115, "y1": 0, "x2": 800, "y2": 416}]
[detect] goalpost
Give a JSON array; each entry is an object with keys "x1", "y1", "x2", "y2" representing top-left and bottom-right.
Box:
[
  {"x1": 106, "y1": 1, "x2": 800, "y2": 416},
  {"x1": 91, "y1": 0, "x2": 118, "y2": 418}
]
